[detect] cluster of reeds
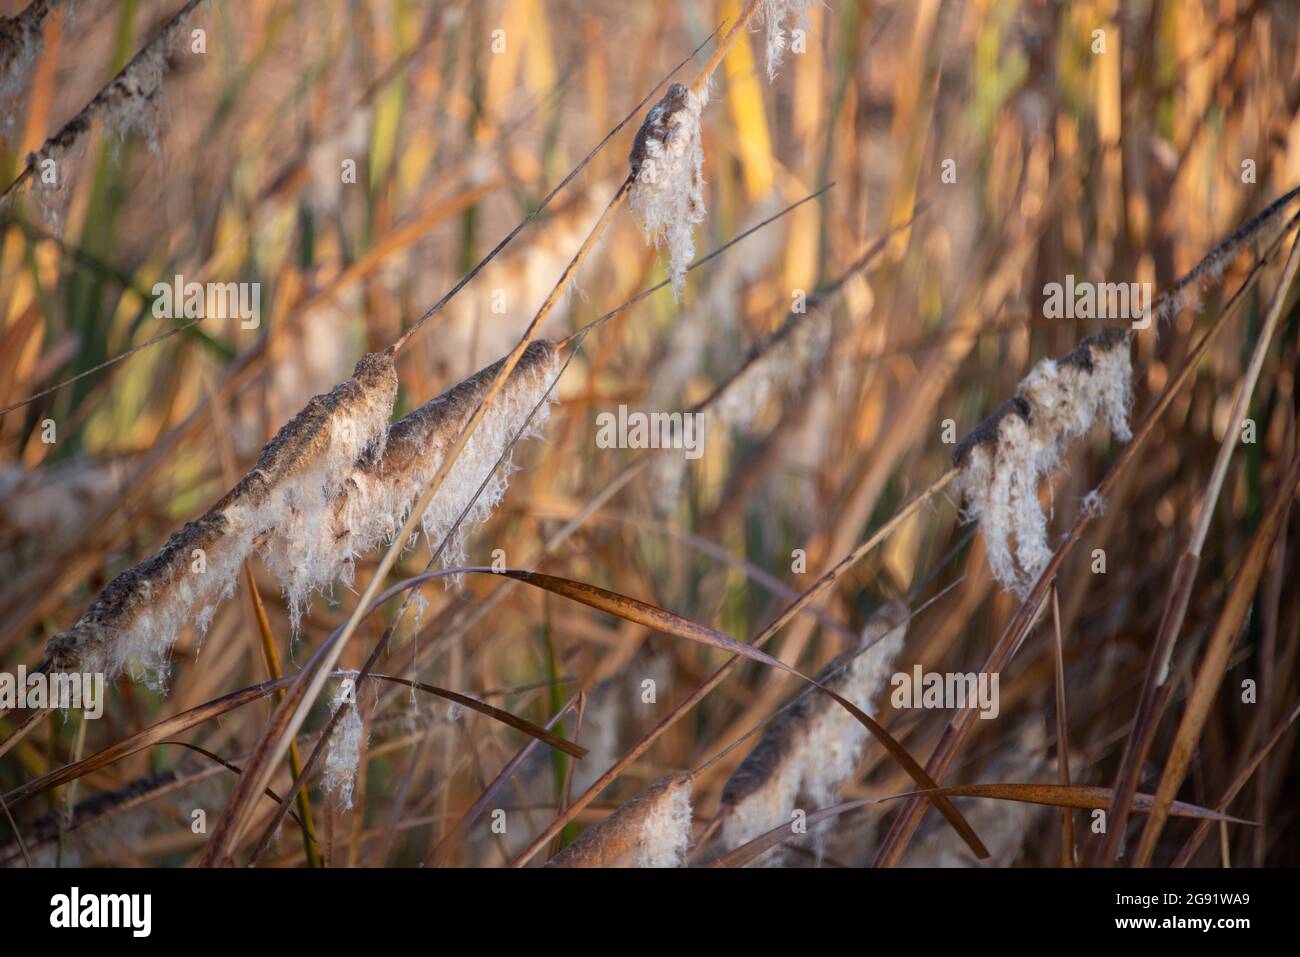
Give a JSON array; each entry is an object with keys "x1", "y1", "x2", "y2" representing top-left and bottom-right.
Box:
[{"x1": 1, "y1": 0, "x2": 1298, "y2": 874}]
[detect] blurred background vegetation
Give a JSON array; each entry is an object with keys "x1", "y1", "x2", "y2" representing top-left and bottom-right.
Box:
[{"x1": 0, "y1": 0, "x2": 1297, "y2": 867}]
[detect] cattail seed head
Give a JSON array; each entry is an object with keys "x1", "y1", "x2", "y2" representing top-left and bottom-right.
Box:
[
  {"x1": 27, "y1": 28, "x2": 170, "y2": 178},
  {"x1": 267, "y1": 340, "x2": 561, "y2": 624},
  {"x1": 714, "y1": 309, "x2": 830, "y2": 434},
  {"x1": 47, "y1": 352, "x2": 398, "y2": 685},
  {"x1": 1151, "y1": 186, "x2": 1300, "y2": 329},
  {"x1": 10, "y1": 0, "x2": 201, "y2": 226},
  {"x1": 629, "y1": 82, "x2": 708, "y2": 299},
  {"x1": 547, "y1": 771, "x2": 693, "y2": 868},
  {"x1": 954, "y1": 329, "x2": 1132, "y2": 596},
  {"x1": 719, "y1": 602, "x2": 908, "y2": 861},
  {"x1": 0, "y1": 0, "x2": 54, "y2": 99}
]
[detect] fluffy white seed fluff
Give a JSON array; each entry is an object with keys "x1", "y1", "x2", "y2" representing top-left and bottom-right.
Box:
[
  {"x1": 721, "y1": 757, "x2": 801, "y2": 865},
  {"x1": 101, "y1": 44, "x2": 167, "y2": 152},
  {"x1": 547, "y1": 772, "x2": 694, "y2": 868},
  {"x1": 1081, "y1": 488, "x2": 1106, "y2": 517},
  {"x1": 955, "y1": 331, "x2": 1132, "y2": 596},
  {"x1": 629, "y1": 83, "x2": 708, "y2": 299},
  {"x1": 322, "y1": 672, "x2": 366, "y2": 811},
  {"x1": 719, "y1": 602, "x2": 908, "y2": 862},
  {"x1": 714, "y1": 310, "x2": 830, "y2": 434},
  {"x1": 647, "y1": 448, "x2": 689, "y2": 516},
  {"x1": 759, "y1": 0, "x2": 817, "y2": 81},
  {"x1": 0, "y1": 0, "x2": 54, "y2": 99},
  {"x1": 46, "y1": 353, "x2": 398, "y2": 686},
  {"x1": 650, "y1": 195, "x2": 789, "y2": 407},
  {"x1": 632, "y1": 776, "x2": 694, "y2": 867},
  {"x1": 266, "y1": 341, "x2": 561, "y2": 627}
]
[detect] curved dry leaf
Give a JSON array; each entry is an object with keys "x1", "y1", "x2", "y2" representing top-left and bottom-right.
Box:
[
  {"x1": 713, "y1": 783, "x2": 1248, "y2": 868},
  {"x1": 3, "y1": 676, "x2": 295, "y2": 808},
  {"x1": 498, "y1": 569, "x2": 990, "y2": 860},
  {"x1": 896, "y1": 783, "x2": 1254, "y2": 825},
  {"x1": 369, "y1": 674, "x2": 586, "y2": 759}
]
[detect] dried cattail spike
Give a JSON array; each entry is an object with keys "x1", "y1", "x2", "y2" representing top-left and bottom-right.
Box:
[
  {"x1": 266, "y1": 340, "x2": 561, "y2": 626},
  {"x1": 46, "y1": 351, "x2": 398, "y2": 686},
  {"x1": 0, "y1": 0, "x2": 56, "y2": 98},
  {"x1": 629, "y1": 82, "x2": 708, "y2": 299},
  {"x1": 1151, "y1": 184, "x2": 1300, "y2": 328},
  {"x1": 547, "y1": 772, "x2": 694, "y2": 868},
  {"x1": 714, "y1": 308, "x2": 831, "y2": 434},
  {"x1": 718, "y1": 601, "x2": 909, "y2": 861},
  {"x1": 954, "y1": 329, "x2": 1132, "y2": 596},
  {"x1": 11, "y1": 0, "x2": 202, "y2": 224}
]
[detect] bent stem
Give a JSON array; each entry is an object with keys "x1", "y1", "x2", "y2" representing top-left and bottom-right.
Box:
[
  {"x1": 1131, "y1": 445, "x2": 1300, "y2": 866},
  {"x1": 872, "y1": 209, "x2": 1300, "y2": 868},
  {"x1": 244, "y1": 566, "x2": 321, "y2": 868},
  {"x1": 508, "y1": 467, "x2": 959, "y2": 867},
  {"x1": 1098, "y1": 225, "x2": 1300, "y2": 865}
]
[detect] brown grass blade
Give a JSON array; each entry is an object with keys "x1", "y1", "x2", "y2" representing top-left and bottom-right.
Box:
[
  {"x1": 1049, "y1": 586, "x2": 1074, "y2": 866},
  {"x1": 498, "y1": 568, "x2": 989, "y2": 860},
  {"x1": 1099, "y1": 223, "x2": 1300, "y2": 865},
  {"x1": 159, "y1": 740, "x2": 312, "y2": 834},
  {"x1": 1132, "y1": 444, "x2": 1300, "y2": 866},
  {"x1": 714, "y1": 785, "x2": 1249, "y2": 869},
  {"x1": 425, "y1": 693, "x2": 582, "y2": 867},
  {"x1": 1172, "y1": 699, "x2": 1300, "y2": 867},
  {"x1": 2, "y1": 676, "x2": 293, "y2": 808},
  {"x1": 893, "y1": 784, "x2": 1253, "y2": 824},
  {"x1": 242, "y1": 565, "x2": 320, "y2": 867},
  {"x1": 368, "y1": 674, "x2": 587, "y2": 759}
]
